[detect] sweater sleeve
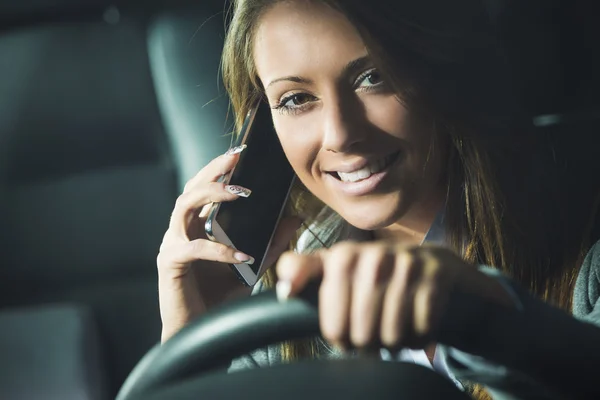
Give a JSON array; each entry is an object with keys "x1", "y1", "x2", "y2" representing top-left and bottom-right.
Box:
[
  {"x1": 572, "y1": 240, "x2": 600, "y2": 324},
  {"x1": 438, "y1": 240, "x2": 600, "y2": 399}
]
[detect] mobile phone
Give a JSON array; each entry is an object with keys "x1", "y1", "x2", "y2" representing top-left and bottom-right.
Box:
[{"x1": 205, "y1": 100, "x2": 296, "y2": 286}]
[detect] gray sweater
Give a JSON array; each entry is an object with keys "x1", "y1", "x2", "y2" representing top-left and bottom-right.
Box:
[{"x1": 228, "y1": 241, "x2": 600, "y2": 399}]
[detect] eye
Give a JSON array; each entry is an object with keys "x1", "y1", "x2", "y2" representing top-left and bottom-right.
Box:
[
  {"x1": 355, "y1": 69, "x2": 384, "y2": 89},
  {"x1": 272, "y1": 92, "x2": 317, "y2": 115},
  {"x1": 280, "y1": 93, "x2": 314, "y2": 108}
]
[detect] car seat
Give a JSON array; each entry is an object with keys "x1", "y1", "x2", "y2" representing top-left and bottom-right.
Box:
[{"x1": 0, "y1": 1, "x2": 230, "y2": 398}]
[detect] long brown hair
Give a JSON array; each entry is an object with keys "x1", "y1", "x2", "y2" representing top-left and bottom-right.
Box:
[{"x1": 221, "y1": 1, "x2": 598, "y2": 398}]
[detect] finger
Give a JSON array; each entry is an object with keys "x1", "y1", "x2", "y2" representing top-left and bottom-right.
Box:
[
  {"x1": 318, "y1": 243, "x2": 359, "y2": 350},
  {"x1": 413, "y1": 283, "x2": 439, "y2": 348},
  {"x1": 169, "y1": 182, "x2": 249, "y2": 237},
  {"x1": 275, "y1": 252, "x2": 323, "y2": 300},
  {"x1": 350, "y1": 246, "x2": 394, "y2": 349},
  {"x1": 380, "y1": 249, "x2": 423, "y2": 350},
  {"x1": 183, "y1": 146, "x2": 246, "y2": 192},
  {"x1": 413, "y1": 253, "x2": 448, "y2": 345},
  {"x1": 262, "y1": 217, "x2": 304, "y2": 269},
  {"x1": 158, "y1": 238, "x2": 254, "y2": 271}
]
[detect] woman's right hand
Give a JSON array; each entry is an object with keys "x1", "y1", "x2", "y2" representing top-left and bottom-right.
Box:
[{"x1": 157, "y1": 146, "x2": 302, "y2": 342}]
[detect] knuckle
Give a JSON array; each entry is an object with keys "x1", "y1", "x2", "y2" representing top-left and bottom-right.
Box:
[
  {"x1": 364, "y1": 245, "x2": 388, "y2": 265},
  {"x1": 156, "y1": 246, "x2": 176, "y2": 269},
  {"x1": 330, "y1": 241, "x2": 356, "y2": 256},
  {"x1": 276, "y1": 251, "x2": 302, "y2": 276},
  {"x1": 396, "y1": 250, "x2": 422, "y2": 279},
  {"x1": 158, "y1": 235, "x2": 169, "y2": 252},
  {"x1": 183, "y1": 180, "x2": 194, "y2": 193},
  {"x1": 210, "y1": 154, "x2": 234, "y2": 173},
  {"x1": 392, "y1": 262, "x2": 411, "y2": 287},
  {"x1": 214, "y1": 153, "x2": 229, "y2": 164},
  {"x1": 215, "y1": 243, "x2": 229, "y2": 257},
  {"x1": 278, "y1": 251, "x2": 299, "y2": 265},
  {"x1": 326, "y1": 244, "x2": 357, "y2": 273},
  {"x1": 174, "y1": 192, "x2": 190, "y2": 210},
  {"x1": 208, "y1": 182, "x2": 229, "y2": 199},
  {"x1": 206, "y1": 181, "x2": 221, "y2": 191},
  {"x1": 357, "y1": 250, "x2": 388, "y2": 285},
  {"x1": 404, "y1": 247, "x2": 424, "y2": 265},
  {"x1": 403, "y1": 250, "x2": 417, "y2": 266},
  {"x1": 421, "y1": 253, "x2": 442, "y2": 279}
]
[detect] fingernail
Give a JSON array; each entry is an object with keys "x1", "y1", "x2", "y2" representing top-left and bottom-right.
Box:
[
  {"x1": 276, "y1": 280, "x2": 292, "y2": 302},
  {"x1": 225, "y1": 144, "x2": 247, "y2": 156},
  {"x1": 234, "y1": 252, "x2": 255, "y2": 265},
  {"x1": 225, "y1": 185, "x2": 252, "y2": 198}
]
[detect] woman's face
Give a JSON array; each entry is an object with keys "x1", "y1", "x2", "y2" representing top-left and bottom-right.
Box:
[{"x1": 254, "y1": 1, "x2": 444, "y2": 231}]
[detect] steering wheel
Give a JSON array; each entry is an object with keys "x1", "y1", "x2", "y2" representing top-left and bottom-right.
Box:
[{"x1": 116, "y1": 283, "x2": 471, "y2": 400}]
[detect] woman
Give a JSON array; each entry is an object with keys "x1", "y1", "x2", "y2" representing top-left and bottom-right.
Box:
[{"x1": 157, "y1": 0, "x2": 600, "y2": 399}]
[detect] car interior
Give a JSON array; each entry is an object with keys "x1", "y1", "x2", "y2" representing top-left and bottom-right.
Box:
[
  {"x1": 0, "y1": 0, "x2": 598, "y2": 399},
  {"x1": 0, "y1": 1, "x2": 231, "y2": 398}
]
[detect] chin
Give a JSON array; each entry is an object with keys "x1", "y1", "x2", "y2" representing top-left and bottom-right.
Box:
[
  {"x1": 336, "y1": 196, "x2": 410, "y2": 232},
  {"x1": 343, "y1": 213, "x2": 399, "y2": 231}
]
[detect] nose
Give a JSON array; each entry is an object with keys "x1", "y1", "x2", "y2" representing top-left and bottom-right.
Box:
[{"x1": 321, "y1": 97, "x2": 366, "y2": 153}]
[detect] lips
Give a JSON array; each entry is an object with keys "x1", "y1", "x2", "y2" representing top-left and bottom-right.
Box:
[{"x1": 329, "y1": 151, "x2": 401, "y2": 183}]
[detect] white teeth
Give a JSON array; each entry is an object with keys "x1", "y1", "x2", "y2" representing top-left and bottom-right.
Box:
[
  {"x1": 336, "y1": 153, "x2": 399, "y2": 183},
  {"x1": 338, "y1": 158, "x2": 385, "y2": 183}
]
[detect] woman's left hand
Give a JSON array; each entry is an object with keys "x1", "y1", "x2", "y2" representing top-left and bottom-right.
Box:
[{"x1": 275, "y1": 241, "x2": 514, "y2": 351}]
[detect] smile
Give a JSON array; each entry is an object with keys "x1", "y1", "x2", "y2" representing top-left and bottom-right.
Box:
[
  {"x1": 325, "y1": 151, "x2": 402, "y2": 196},
  {"x1": 334, "y1": 152, "x2": 400, "y2": 183}
]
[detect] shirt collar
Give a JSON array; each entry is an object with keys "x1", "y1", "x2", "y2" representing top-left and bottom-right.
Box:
[{"x1": 421, "y1": 209, "x2": 446, "y2": 245}]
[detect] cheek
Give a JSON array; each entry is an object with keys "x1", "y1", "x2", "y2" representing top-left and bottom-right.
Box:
[
  {"x1": 364, "y1": 97, "x2": 442, "y2": 193},
  {"x1": 367, "y1": 98, "x2": 434, "y2": 167},
  {"x1": 364, "y1": 96, "x2": 411, "y2": 141},
  {"x1": 273, "y1": 117, "x2": 321, "y2": 181}
]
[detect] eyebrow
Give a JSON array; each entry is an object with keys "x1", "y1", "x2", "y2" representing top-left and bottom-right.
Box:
[{"x1": 265, "y1": 55, "x2": 372, "y2": 89}]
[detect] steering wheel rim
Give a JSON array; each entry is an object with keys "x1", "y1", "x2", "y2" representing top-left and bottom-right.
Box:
[
  {"x1": 125, "y1": 358, "x2": 474, "y2": 400},
  {"x1": 116, "y1": 284, "x2": 322, "y2": 400},
  {"x1": 116, "y1": 283, "x2": 496, "y2": 400}
]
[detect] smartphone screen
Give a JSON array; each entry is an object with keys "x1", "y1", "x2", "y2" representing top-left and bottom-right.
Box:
[{"x1": 210, "y1": 100, "x2": 296, "y2": 280}]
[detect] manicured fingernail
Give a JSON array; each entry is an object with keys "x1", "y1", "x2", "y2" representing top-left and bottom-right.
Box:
[
  {"x1": 234, "y1": 252, "x2": 255, "y2": 265},
  {"x1": 225, "y1": 185, "x2": 252, "y2": 198},
  {"x1": 276, "y1": 280, "x2": 292, "y2": 302},
  {"x1": 225, "y1": 144, "x2": 247, "y2": 156}
]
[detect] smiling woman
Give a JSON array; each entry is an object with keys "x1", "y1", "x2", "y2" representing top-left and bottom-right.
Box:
[
  {"x1": 252, "y1": 2, "x2": 445, "y2": 233},
  {"x1": 156, "y1": 0, "x2": 600, "y2": 399}
]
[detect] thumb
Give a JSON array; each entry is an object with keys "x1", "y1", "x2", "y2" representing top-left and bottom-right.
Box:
[{"x1": 262, "y1": 216, "x2": 304, "y2": 269}]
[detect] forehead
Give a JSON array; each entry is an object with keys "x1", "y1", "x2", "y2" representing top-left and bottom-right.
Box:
[{"x1": 253, "y1": 1, "x2": 368, "y2": 84}]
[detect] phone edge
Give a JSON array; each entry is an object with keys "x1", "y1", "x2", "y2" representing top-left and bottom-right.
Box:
[
  {"x1": 254, "y1": 175, "x2": 297, "y2": 278},
  {"x1": 206, "y1": 219, "x2": 259, "y2": 287},
  {"x1": 204, "y1": 102, "x2": 262, "y2": 286}
]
